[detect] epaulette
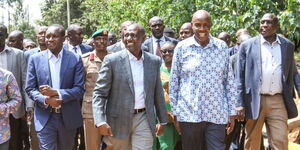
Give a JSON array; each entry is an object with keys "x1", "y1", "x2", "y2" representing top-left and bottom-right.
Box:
[
  {"x1": 82, "y1": 52, "x2": 90, "y2": 58},
  {"x1": 89, "y1": 52, "x2": 95, "y2": 61}
]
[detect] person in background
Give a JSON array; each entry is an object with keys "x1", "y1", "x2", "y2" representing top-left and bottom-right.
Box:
[
  {"x1": 65, "y1": 24, "x2": 93, "y2": 56},
  {"x1": 164, "y1": 27, "x2": 176, "y2": 39},
  {"x1": 0, "y1": 68, "x2": 22, "y2": 150},
  {"x1": 218, "y1": 32, "x2": 232, "y2": 47},
  {"x1": 108, "y1": 32, "x2": 117, "y2": 46},
  {"x1": 8, "y1": 30, "x2": 25, "y2": 51},
  {"x1": 179, "y1": 22, "x2": 193, "y2": 40},
  {"x1": 107, "y1": 21, "x2": 134, "y2": 53},
  {"x1": 23, "y1": 39, "x2": 37, "y2": 50},
  {"x1": 142, "y1": 16, "x2": 177, "y2": 58},
  {"x1": 82, "y1": 29, "x2": 113, "y2": 150},
  {"x1": 154, "y1": 41, "x2": 181, "y2": 150}
]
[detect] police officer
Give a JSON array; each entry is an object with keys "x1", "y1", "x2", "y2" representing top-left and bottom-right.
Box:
[{"x1": 81, "y1": 29, "x2": 111, "y2": 150}]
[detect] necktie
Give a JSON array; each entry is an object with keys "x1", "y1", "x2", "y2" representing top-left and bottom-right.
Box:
[
  {"x1": 156, "y1": 40, "x2": 162, "y2": 57},
  {"x1": 73, "y1": 47, "x2": 78, "y2": 53}
]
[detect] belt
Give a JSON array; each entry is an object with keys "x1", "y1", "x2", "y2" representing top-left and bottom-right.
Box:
[
  {"x1": 261, "y1": 93, "x2": 281, "y2": 96},
  {"x1": 51, "y1": 108, "x2": 61, "y2": 113},
  {"x1": 133, "y1": 108, "x2": 146, "y2": 114}
]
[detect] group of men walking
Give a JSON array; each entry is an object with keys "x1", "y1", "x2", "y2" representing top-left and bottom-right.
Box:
[{"x1": 0, "y1": 9, "x2": 299, "y2": 150}]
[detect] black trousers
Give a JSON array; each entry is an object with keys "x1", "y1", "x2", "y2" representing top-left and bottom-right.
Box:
[
  {"x1": 9, "y1": 115, "x2": 30, "y2": 150},
  {"x1": 179, "y1": 122, "x2": 226, "y2": 150}
]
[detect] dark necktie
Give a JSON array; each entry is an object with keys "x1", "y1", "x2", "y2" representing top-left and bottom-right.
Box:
[
  {"x1": 73, "y1": 47, "x2": 78, "y2": 53},
  {"x1": 156, "y1": 40, "x2": 162, "y2": 57}
]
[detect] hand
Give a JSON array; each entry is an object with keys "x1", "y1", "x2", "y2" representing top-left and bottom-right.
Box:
[
  {"x1": 45, "y1": 96, "x2": 62, "y2": 107},
  {"x1": 167, "y1": 113, "x2": 174, "y2": 123},
  {"x1": 226, "y1": 116, "x2": 235, "y2": 135},
  {"x1": 236, "y1": 107, "x2": 245, "y2": 122},
  {"x1": 155, "y1": 124, "x2": 165, "y2": 136},
  {"x1": 39, "y1": 85, "x2": 58, "y2": 97},
  {"x1": 174, "y1": 116, "x2": 181, "y2": 135},
  {"x1": 97, "y1": 124, "x2": 113, "y2": 136},
  {"x1": 27, "y1": 107, "x2": 34, "y2": 122}
]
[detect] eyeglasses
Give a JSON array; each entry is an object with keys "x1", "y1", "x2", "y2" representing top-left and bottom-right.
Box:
[{"x1": 161, "y1": 49, "x2": 174, "y2": 54}]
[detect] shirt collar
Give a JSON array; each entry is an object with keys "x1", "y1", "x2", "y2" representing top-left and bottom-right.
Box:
[
  {"x1": 126, "y1": 49, "x2": 144, "y2": 61},
  {"x1": 152, "y1": 35, "x2": 166, "y2": 43},
  {"x1": 48, "y1": 49, "x2": 63, "y2": 59},
  {"x1": 188, "y1": 34, "x2": 215, "y2": 48},
  {"x1": 69, "y1": 44, "x2": 80, "y2": 49},
  {"x1": 0, "y1": 45, "x2": 11, "y2": 54},
  {"x1": 260, "y1": 34, "x2": 281, "y2": 45}
]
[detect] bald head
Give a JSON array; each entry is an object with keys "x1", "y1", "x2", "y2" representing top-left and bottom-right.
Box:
[
  {"x1": 218, "y1": 32, "x2": 231, "y2": 46},
  {"x1": 236, "y1": 28, "x2": 249, "y2": 38},
  {"x1": 237, "y1": 34, "x2": 252, "y2": 46},
  {"x1": 179, "y1": 22, "x2": 193, "y2": 40},
  {"x1": 120, "y1": 21, "x2": 134, "y2": 42},
  {"x1": 124, "y1": 23, "x2": 146, "y2": 53},
  {"x1": 191, "y1": 10, "x2": 212, "y2": 46},
  {"x1": 192, "y1": 10, "x2": 212, "y2": 27},
  {"x1": 8, "y1": 30, "x2": 24, "y2": 50}
]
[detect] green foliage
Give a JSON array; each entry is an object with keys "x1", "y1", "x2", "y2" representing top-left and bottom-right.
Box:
[{"x1": 38, "y1": 0, "x2": 300, "y2": 50}]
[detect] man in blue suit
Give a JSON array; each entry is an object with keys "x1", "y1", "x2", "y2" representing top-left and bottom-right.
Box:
[
  {"x1": 237, "y1": 13, "x2": 299, "y2": 150},
  {"x1": 26, "y1": 24, "x2": 85, "y2": 150},
  {"x1": 64, "y1": 24, "x2": 92, "y2": 56}
]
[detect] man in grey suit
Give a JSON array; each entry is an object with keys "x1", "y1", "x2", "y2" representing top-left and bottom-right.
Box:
[
  {"x1": 107, "y1": 21, "x2": 134, "y2": 53},
  {"x1": 0, "y1": 24, "x2": 33, "y2": 150},
  {"x1": 237, "y1": 13, "x2": 299, "y2": 150},
  {"x1": 142, "y1": 16, "x2": 177, "y2": 57},
  {"x1": 93, "y1": 23, "x2": 168, "y2": 150}
]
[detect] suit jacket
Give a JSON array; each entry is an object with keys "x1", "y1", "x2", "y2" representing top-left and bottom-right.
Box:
[
  {"x1": 93, "y1": 49, "x2": 168, "y2": 139},
  {"x1": 107, "y1": 41, "x2": 123, "y2": 53},
  {"x1": 237, "y1": 35, "x2": 298, "y2": 119},
  {"x1": 142, "y1": 36, "x2": 178, "y2": 54},
  {"x1": 4, "y1": 46, "x2": 32, "y2": 118},
  {"x1": 26, "y1": 49, "x2": 85, "y2": 131},
  {"x1": 24, "y1": 47, "x2": 40, "y2": 63},
  {"x1": 63, "y1": 43, "x2": 93, "y2": 54}
]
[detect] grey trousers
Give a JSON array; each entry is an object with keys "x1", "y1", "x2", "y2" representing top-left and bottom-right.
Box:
[
  {"x1": 0, "y1": 141, "x2": 9, "y2": 150},
  {"x1": 179, "y1": 122, "x2": 226, "y2": 150},
  {"x1": 105, "y1": 111, "x2": 153, "y2": 150}
]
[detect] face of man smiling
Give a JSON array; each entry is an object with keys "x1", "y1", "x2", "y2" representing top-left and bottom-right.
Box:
[{"x1": 192, "y1": 11, "x2": 212, "y2": 46}]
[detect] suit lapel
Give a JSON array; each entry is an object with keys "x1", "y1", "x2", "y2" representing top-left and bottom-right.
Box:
[
  {"x1": 254, "y1": 36, "x2": 262, "y2": 79},
  {"x1": 279, "y1": 37, "x2": 288, "y2": 81},
  {"x1": 120, "y1": 50, "x2": 135, "y2": 95},
  {"x1": 42, "y1": 50, "x2": 51, "y2": 86},
  {"x1": 60, "y1": 49, "x2": 70, "y2": 87},
  {"x1": 143, "y1": 52, "x2": 152, "y2": 98},
  {"x1": 149, "y1": 38, "x2": 154, "y2": 54},
  {"x1": 6, "y1": 48, "x2": 13, "y2": 72}
]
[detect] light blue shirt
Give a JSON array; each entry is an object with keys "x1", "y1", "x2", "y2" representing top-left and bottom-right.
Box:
[{"x1": 169, "y1": 35, "x2": 237, "y2": 124}]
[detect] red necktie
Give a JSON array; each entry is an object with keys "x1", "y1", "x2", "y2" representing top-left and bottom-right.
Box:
[{"x1": 156, "y1": 40, "x2": 162, "y2": 57}]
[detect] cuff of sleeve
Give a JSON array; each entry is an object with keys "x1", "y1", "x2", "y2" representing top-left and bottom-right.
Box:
[
  {"x1": 96, "y1": 122, "x2": 107, "y2": 127},
  {"x1": 57, "y1": 90, "x2": 62, "y2": 100},
  {"x1": 43, "y1": 96, "x2": 49, "y2": 108}
]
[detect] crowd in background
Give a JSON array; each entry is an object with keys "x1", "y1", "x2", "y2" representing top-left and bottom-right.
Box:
[{"x1": 0, "y1": 9, "x2": 299, "y2": 150}]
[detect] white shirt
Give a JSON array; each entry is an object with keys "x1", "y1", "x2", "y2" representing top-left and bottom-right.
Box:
[
  {"x1": 68, "y1": 44, "x2": 82, "y2": 56},
  {"x1": 152, "y1": 36, "x2": 166, "y2": 55},
  {"x1": 260, "y1": 35, "x2": 282, "y2": 95},
  {"x1": 0, "y1": 45, "x2": 9, "y2": 69},
  {"x1": 48, "y1": 49, "x2": 63, "y2": 108},
  {"x1": 127, "y1": 50, "x2": 145, "y2": 109}
]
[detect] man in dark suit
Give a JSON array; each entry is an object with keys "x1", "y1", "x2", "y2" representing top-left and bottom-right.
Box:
[
  {"x1": 64, "y1": 24, "x2": 92, "y2": 56},
  {"x1": 24, "y1": 26, "x2": 48, "y2": 62},
  {"x1": 93, "y1": 23, "x2": 168, "y2": 150},
  {"x1": 107, "y1": 21, "x2": 134, "y2": 53},
  {"x1": 237, "y1": 13, "x2": 299, "y2": 150},
  {"x1": 26, "y1": 24, "x2": 84, "y2": 150},
  {"x1": 142, "y1": 16, "x2": 177, "y2": 57}
]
